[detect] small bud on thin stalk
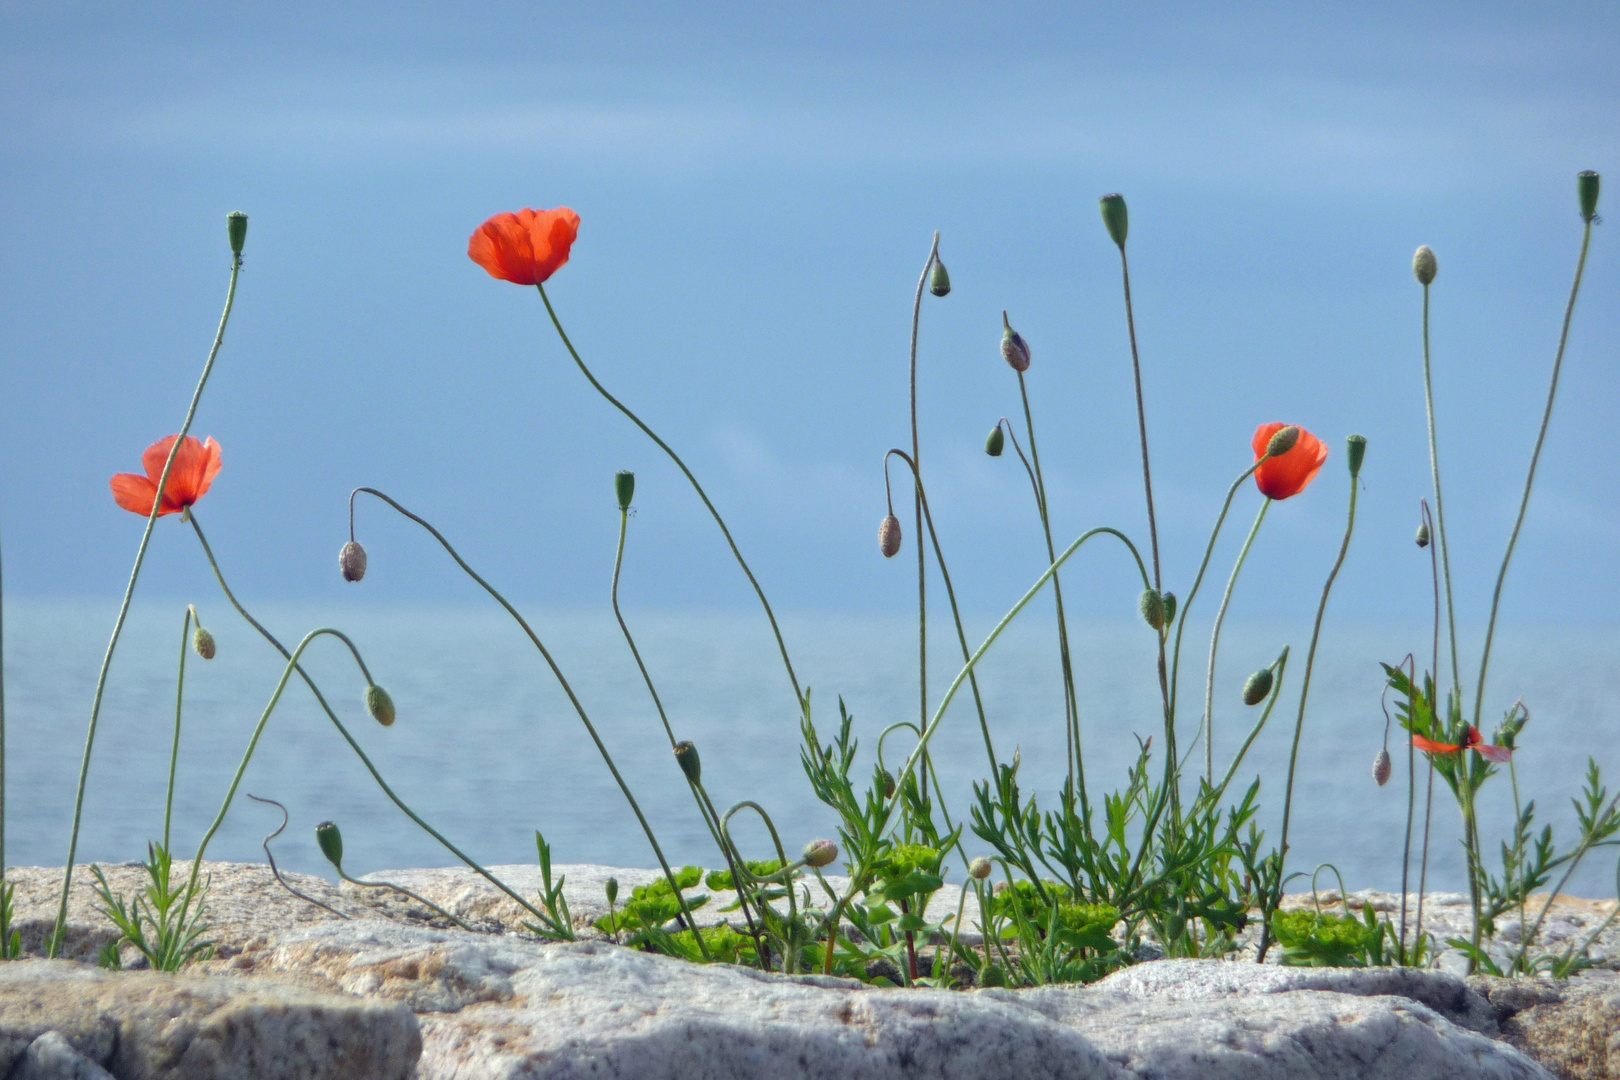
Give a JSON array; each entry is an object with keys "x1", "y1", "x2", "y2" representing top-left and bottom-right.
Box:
[
  {"x1": 227, "y1": 212, "x2": 248, "y2": 256},
  {"x1": 1373, "y1": 748, "x2": 1393, "y2": 787},
  {"x1": 1415, "y1": 522, "x2": 1431, "y2": 548},
  {"x1": 340, "y1": 541, "x2": 368, "y2": 583},
  {"x1": 192, "y1": 626, "x2": 216, "y2": 660},
  {"x1": 1265, "y1": 425, "x2": 1300, "y2": 458},
  {"x1": 1412, "y1": 245, "x2": 1438, "y2": 287},
  {"x1": 1000, "y1": 311, "x2": 1031, "y2": 373},
  {"x1": 1578, "y1": 170, "x2": 1601, "y2": 224},
  {"x1": 605, "y1": 877, "x2": 619, "y2": 906},
  {"x1": 929, "y1": 260, "x2": 951, "y2": 297},
  {"x1": 615, "y1": 470, "x2": 636, "y2": 511},
  {"x1": 803, "y1": 839, "x2": 839, "y2": 868},
  {"x1": 674, "y1": 741, "x2": 702, "y2": 785},
  {"x1": 985, "y1": 425, "x2": 1005, "y2": 457},
  {"x1": 1099, "y1": 194, "x2": 1129, "y2": 250},
  {"x1": 1242, "y1": 669, "x2": 1274, "y2": 706},
  {"x1": 315, "y1": 821, "x2": 344, "y2": 869},
  {"x1": 879, "y1": 514, "x2": 902, "y2": 558},
  {"x1": 1161, "y1": 592, "x2": 1177, "y2": 630},
  {"x1": 969, "y1": 857, "x2": 992, "y2": 881},
  {"x1": 1346, "y1": 434, "x2": 1367, "y2": 479},
  {"x1": 1138, "y1": 588, "x2": 1167, "y2": 632},
  {"x1": 366, "y1": 684, "x2": 396, "y2": 727}
]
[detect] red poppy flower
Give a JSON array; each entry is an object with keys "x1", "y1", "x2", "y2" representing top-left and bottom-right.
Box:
[
  {"x1": 110, "y1": 435, "x2": 222, "y2": 517},
  {"x1": 1252, "y1": 422, "x2": 1329, "y2": 500},
  {"x1": 467, "y1": 208, "x2": 580, "y2": 286},
  {"x1": 1411, "y1": 726, "x2": 1512, "y2": 763}
]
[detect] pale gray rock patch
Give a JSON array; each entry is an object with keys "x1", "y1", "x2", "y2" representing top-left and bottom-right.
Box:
[{"x1": 14, "y1": 1030, "x2": 116, "y2": 1080}]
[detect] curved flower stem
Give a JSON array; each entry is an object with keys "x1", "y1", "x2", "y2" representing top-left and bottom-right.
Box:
[
  {"x1": 1212, "y1": 647, "x2": 1290, "y2": 802},
  {"x1": 186, "y1": 513, "x2": 549, "y2": 925},
  {"x1": 245, "y1": 794, "x2": 349, "y2": 920},
  {"x1": 348, "y1": 488, "x2": 706, "y2": 956},
  {"x1": 720, "y1": 801, "x2": 799, "y2": 972},
  {"x1": 1472, "y1": 220, "x2": 1594, "y2": 731},
  {"x1": 337, "y1": 865, "x2": 473, "y2": 932},
  {"x1": 1413, "y1": 499, "x2": 1441, "y2": 960},
  {"x1": 1195, "y1": 496, "x2": 1270, "y2": 785},
  {"x1": 1259, "y1": 463, "x2": 1360, "y2": 963},
  {"x1": 535, "y1": 283, "x2": 802, "y2": 714},
  {"x1": 164, "y1": 606, "x2": 200, "y2": 853},
  {"x1": 51, "y1": 249, "x2": 242, "y2": 957},
  {"x1": 908, "y1": 234, "x2": 941, "y2": 806},
  {"x1": 1420, "y1": 284, "x2": 1462, "y2": 699},
  {"x1": 884, "y1": 450, "x2": 997, "y2": 775}
]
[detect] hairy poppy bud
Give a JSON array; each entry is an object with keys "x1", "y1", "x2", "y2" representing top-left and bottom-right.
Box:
[
  {"x1": 1242, "y1": 668, "x2": 1274, "y2": 706},
  {"x1": 615, "y1": 470, "x2": 635, "y2": 511},
  {"x1": 340, "y1": 540, "x2": 368, "y2": 583},
  {"x1": 1265, "y1": 425, "x2": 1300, "y2": 458},
  {"x1": 1161, "y1": 592, "x2": 1177, "y2": 630},
  {"x1": 929, "y1": 259, "x2": 951, "y2": 297},
  {"x1": 192, "y1": 626, "x2": 216, "y2": 660},
  {"x1": 985, "y1": 425, "x2": 1005, "y2": 457},
  {"x1": 879, "y1": 769, "x2": 896, "y2": 799},
  {"x1": 1001, "y1": 312, "x2": 1031, "y2": 373},
  {"x1": 1373, "y1": 748, "x2": 1392, "y2": 787},
  {"x1": 1099, "y1": 194, "x2": 1128, "y2": 249},
  {"x1": 605, "y1": 877, "x2": 619, "y2": 906},
  {"x1": 1578, "y1": 171, "x2": 1600, "y2": 223},
  {"x1": 803, "y1": 839, "x2": 839, "y2": 868},
  {"x1": 1138, "y1": 588, "x2": 1166, "y2": 631},
  {"x1": 969, "y1": 856, "x2": 992, "y2": 880},
  {"x1": 366, "y1": 684, "x2": 396, "y2": 727},
  {"x1": 879, "y1": 514, "x2": 902, "y2": 558},
  {"x1": 315, "y1": 821, "x2": 344, "y2": 869},
  {"x1": 674, "y1": 740, "x2": 702, "y2": 784},
  {"x1": 1415, "y1": 522, "x2": 1431, "y2": 548},
  {"x1": 227, "y1": 212, "x2": 248, "y2": 256},
  {"x1": 1346, "y1": 434, "x2": 1367, "y2": 479},
  {"x1": 1412, "y1": 245, "x2": 1437, "y2": 286}
]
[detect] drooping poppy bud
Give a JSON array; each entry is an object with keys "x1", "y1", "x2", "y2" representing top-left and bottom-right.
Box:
[
  {"x1": 1416, "y1": 522, "x2": 1431, "y2": 548},
  {"x1": 985, "y1": 425, "x2": 1005, "y2": 457},
  {"x1": 969, "y1": 857, "x2": 992, "y2": 880},
  {"x1": 929, "y1": 259, "x2": 951, "y2": 297},
  {"x1": 1242, "y1": 668, "x2": 1274, "y2": 706},
  {"x1": 1373, "y1": 748, "x2": 1392, "y2": 787},
  {"x1": 1138, "y1": 589, "x2": 1167, "y2": 631},
  {"x1": 1099, "y1": 194, "x2": 1129, "y2": 249},
  {"x1": 340, "y1": 541, "x2": 368, "y2": 583},
  {"x1": 615, "y1": 471, "x2": 636, "y2": 511},
  {"x1": 605, "y1": 877, "x2": 619, "y2": 907},
  {"x1": 227, "y1": 212, "x2": 248, "y2": 256},
  {"x1": 1001, "y1": 312, "x2": 1031, "y2": 373},
  {"x1": 315, "y1": 821, "x2": 344, "y2": 869},
  {"x1": 366, "y1": 684, "x2": 396, "y2": 727},
  {"x1": 674, "y1": 740, "x2": 702, "y2": 784},
  {"x1": 879, "y1": 769, "x2": 897, "y2": 799},
  {"x1": 880, "y1": 514, "x2": 902, "y2": 558},
  {"x1": 1578, "y1": 171, "x2": 1601, "y2": 223},
  {"x1": 192, "y1": 626, "x2": 216, "y2": 660},
  {"x1": 1265, "y1": 426, "x2": 1300, "y2": 458},
  {"x1": 1346, "y1": 434, "x2": 1367, "y2": 479},
  {"x1": 1412, "y1": 245, "x2": 1437, "y2": 286},
  {"x1": 1161, "y1": 592, "x2": 1177, "y2": 630},
  {"x1": 803, "y1": 839, "x2": 839, "y2": 868}
]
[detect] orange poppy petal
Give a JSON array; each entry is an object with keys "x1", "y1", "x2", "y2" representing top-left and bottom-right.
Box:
[
  {"x1": 141, "y1": 434, "x2": 182, "y2": 484},
  {"x1": 1411, "y1": 733, "x2": 1461, "y2": 754},
  {"x1": 528, "y1": 208, "x2": 580, "y2": 283},
  {"x1": 111, "y1": 473, "x2": 169, "y2": 516},
  {"x1": 1252, "y1": 423, "x2": 1329, "y2": 500}
]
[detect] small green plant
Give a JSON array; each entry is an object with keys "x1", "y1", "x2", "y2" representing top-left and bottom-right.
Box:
[{"x1": 89, "y1": 842, "x2": 214, "y2": 971}]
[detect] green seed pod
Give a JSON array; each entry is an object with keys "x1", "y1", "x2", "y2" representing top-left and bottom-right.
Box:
[
  {"x1": 803, "y1": 839, "x2": 839, "y2": 868},
  {"x1": 1265, "y1": 425, "x2": 1300, "y2": 458},
  {"x1": 1415, "y1": 522, "x2": 1431, "y2": 548},
  {"x1": 315, "y1": 821, "x2": 344, "y2": 869},
  {"x1": 929, "y1": 260, "x2": 951, "y2": 297},
  {"x1": 1099, "y1": 194, "x2": 1128, "y2": 249},
  {"x1": 615, "y1": 470, "x2": 636, "y2": 511},
  {"x1": 674, "y1": 740, "x2": 702, "y2": 784},
  {"x1": 366, "y1": 684, "x2": 396, "y2": 727},
  {"x1": 1412, "y1": 245, "x2": 1437, "y2": 286},
  {"x1": 1373, "y1": 748, "x2": 1392, "y2": 787},
  {"x1": 879, "y1": 514, "x2": 902, "y2": 559},
  {"x1": 1242, "y1": 668, "x2": 1274, "y2": 706},
  {"x1": 1578, "y1": 171, "x2": 1601, "y2": 223},
  {"x1": 227, "y1": 212, "x2": 248, "y2": 255},
  {"x1": 1138, "y1": 588, "x2": 1166, "y2": 632},
  {"x1": 979, "y1": 963, "x2": 1006, "y2": 987},
  {"x1": 1001, "y1": 313, "x2": 1031, "y2": 373},
  {"x1": 340, "y1": 540, "x2": 367, "y2": 583},
  {"x1": 969, "y1": 856, "x2": 992, "y2": 881},
  {"x1": 605, "y1": 877, "x2": 619, "y2": 906},
  {"x1": 192, "y1": 626, "x2": 216, "y2": 660},
  {"x1": 1161, "y1": 592, "x2": 1177, "y2": 630},
  {"x1": 1346, "y1": 434, "x2": 1367, "y2": 479},
  {"x1": 985, "y1": 425, "x2": 1006, "y2": 456}
]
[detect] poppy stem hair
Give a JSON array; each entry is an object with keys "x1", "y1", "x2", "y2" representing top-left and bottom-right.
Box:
[{"x1": 50, "y1": 232, "x2": 243, "y2": 958}]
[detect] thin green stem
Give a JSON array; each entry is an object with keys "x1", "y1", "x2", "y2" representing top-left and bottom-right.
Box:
[
  {"x1": 1421, "y1": 285, "x2": 1462, "y2": 699},
  {"x1": 164, "y1": 607, "x2": 195, "y2": 853},
  {"x1": 535, "y1": 284, "x2": 802, "y2": 713},
  {"x1": 337, "y1": 865, "x2": 473, "y2": 932},
  {"x1": 1197, "y1": 497, "x2": 1270, "y2": 785},
  {"x1": 1473, "y1": 222, "x2": 1593, "y2": 730},
  {"x1": 51, "y1": 249, "x2": 241, "y2": 957},
  {"x1": 908, "y1": 234, "x2": 940, "y2": 806}
]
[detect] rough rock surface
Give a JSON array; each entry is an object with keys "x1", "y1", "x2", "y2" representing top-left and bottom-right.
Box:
[{"x1": 1474, "y1": 970, "x2": 1620, "y2": 1080}]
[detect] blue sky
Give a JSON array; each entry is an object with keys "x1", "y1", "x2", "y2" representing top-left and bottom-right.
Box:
[{"x1": 2, "y1": 0, "x2": 1617, "y2": 641}]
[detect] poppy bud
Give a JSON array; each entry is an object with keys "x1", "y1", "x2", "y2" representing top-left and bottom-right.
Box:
[
  {"x1": 1415, "y1": 522, "x2": 1431, "y2": 548},
  {"x1": 227, "y1": 212, "x2": 248, "y2": 256},
  {"x1": 1265, "y1": 426, "x2": 1300, "y2": 458},
  {"x1": 1242, "y1": 668, "x2": 1273, "y2": 706},
  {"x1": 192, "y1": 626, "x2": 216, "y2": 660},
  {"x1": 1001, "y1": 312, "x2": 1031, "y2": 373},
  {"x1": 879, "y1": 514, "x2": 902, "y2": 558},
  {"x1": 929, "y1": 260, "x2": 951, "y2": 297},
  {"x1": 1161, "y1": 592, "x2": 1177, "y2": 630},
  {"x1": 969, "y1": 856, "x2": 992, "y2": 880},
  {"x1": 879, "y1": 769, "x2": 896, "y2": 799},
  {"x1": 1099, "y1": 194, "x2": 1129, "y2": 249},
  {"x1": 1373, "y1": 748, "x2": 1392, "y2": 787},
  {"x1": 605, "y1": 877, "x2": 619, "y2": 906},
  {"x1": 615, "y1": 470, "x2": 635, "y2": 511},
  {"x1": 315, "y1": 820, "x2": 344, "y2": 869},
  {"x1": 1412, "y1": 245, "x2": 1437, "y2": 287},
  {"x1": 803, "y1": 839, "x2": 839, "y2": 868},
  {"x1": 340, "y1": 540, "x2": 368, "y2": 583},
  {"x1": 365, "y1": 684, "x2": 396, "y2": 727},
  {"x1": 1138, "y1": 588, "x2": 1167, "y2": 631},
  {"x1": 979, "y1": 963, "x2": 1006, "y2": 987},
  {"x1": 1578, "y1": 171, "x2": 1600, "y2": 223},
  {"x1": 985, "y1": 425, "x2": 1005, "y2": 457},
  {"x1": 674, "y1": 740, "x2": 702, "y2": 784},
  {"x1": 1346, "y1": 434, "x2": 1367, "y2": 479}
]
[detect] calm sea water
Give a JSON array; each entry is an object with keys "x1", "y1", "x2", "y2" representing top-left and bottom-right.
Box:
[{"x1": 4, "y1": 600, "x2": 1618, "y2": 898}]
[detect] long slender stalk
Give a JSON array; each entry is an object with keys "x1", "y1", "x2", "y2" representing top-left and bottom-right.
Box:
[
  {"x1": 1420, "y1": 284, "x2": 1462, "y2": 698},
  {"x1": 164, "y1": 607, "x2": 194, "y2": 852},
  {"x1": 535, "y1": 284, "x2": 802, "y2": 712},
  {"x1": 1197, "y1": 499, "x2": 1270, "y2": 784},
  {"x1": 1472, "y1": 221, "x2": 1594, "y2": 730},
  {"x1": 51, "y1": 247, "x2": 242, "y2": 957},
  {"x1": 1414, "y1": 501, "x2": 1441, "y2": 960},
  {"x1": 347, "y1": 488, "x2": 705, "y2": 953},
  {"x1": 907, "y1": 234, "x2": 941, "y2": 807}
]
